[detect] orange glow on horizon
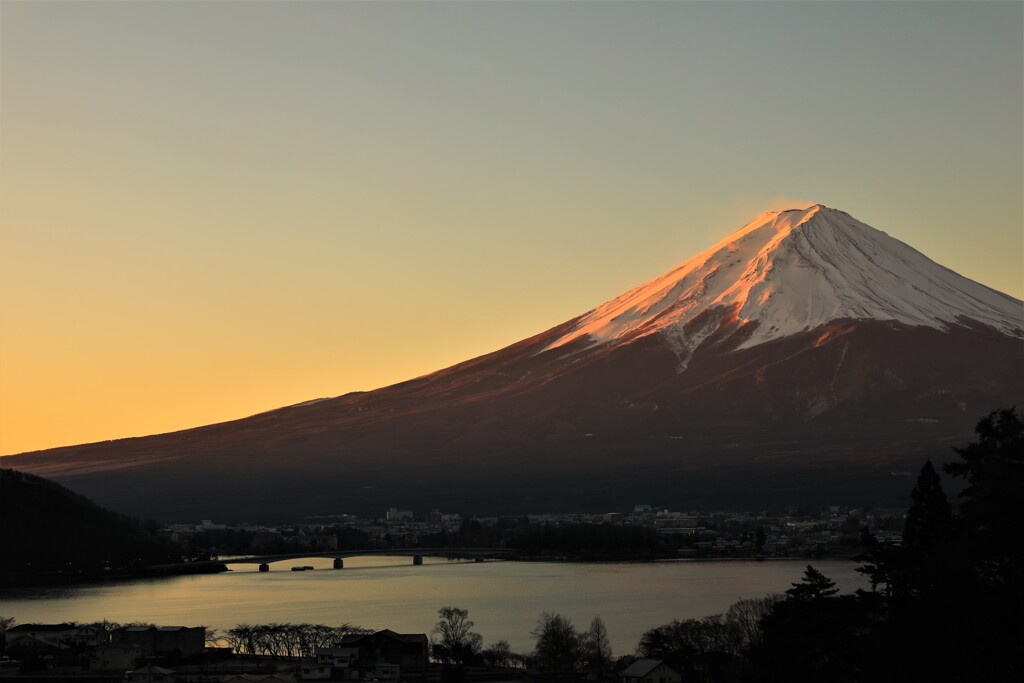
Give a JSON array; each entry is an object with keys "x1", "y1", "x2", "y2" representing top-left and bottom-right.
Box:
[{"x1": 2, "y1": 1, "x2": 1020, "y2": 456}]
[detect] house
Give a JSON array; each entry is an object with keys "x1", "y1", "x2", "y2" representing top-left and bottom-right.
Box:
[
  {"x1": 89, "y1": 643, "x2": 142, "y2": 672},
  {"x1": 299, "y1": 659, "x2": 331, "y2": 681},
  {"x1": 86, "y1": 626, "x2": 109, "y2": 647},
  {"x1": 316, "y1": 647, "x2": 359, "y2": 670},
  {"x1": 125, "y1": 665, "x2": 175, "y2": 683},
  {"x1": 335, "y1": 630, "x2": 428, "y2": 674},
  {"x1": 300, "y1": 641, "x2": 406, "y2": 681},
  {"x1": 621, "y1": 658, "x2": 683, "y2": 683},
  {"x1": 299, "y1": 647, "x2": 358, "y2": 681},
  {"x1": 4, "y1": 624, "x2": 83, "y2": 654},
  {"x1": 363, "y1": 664, "x2": 400, "y2": 682}
]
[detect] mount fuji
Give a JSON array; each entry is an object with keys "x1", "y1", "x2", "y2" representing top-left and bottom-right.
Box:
[{"x1": 5, "y1": 205, "x2": 1022, "y2": 520}]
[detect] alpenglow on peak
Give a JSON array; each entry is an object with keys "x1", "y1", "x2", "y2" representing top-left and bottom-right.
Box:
[{"x1": 547, "y1": 205, "x2": 1023, "y2": 355}]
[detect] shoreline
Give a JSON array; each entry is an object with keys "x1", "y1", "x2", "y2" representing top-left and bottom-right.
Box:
[
  {"x1": 0, "y1": 562, "x2": 228, "y2": 589},
  {"x1": 1, "y1": 554, "x2": 863, "y2": 590}
]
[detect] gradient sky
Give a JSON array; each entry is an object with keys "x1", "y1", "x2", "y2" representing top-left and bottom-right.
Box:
[{"x1": 2, "y1": 1, "x2": 1022, "y2": 456}]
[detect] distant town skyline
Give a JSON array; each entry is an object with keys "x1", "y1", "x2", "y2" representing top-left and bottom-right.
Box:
[{"x1": 2, "y1": 1, "x2": 1021, "y2": 455}]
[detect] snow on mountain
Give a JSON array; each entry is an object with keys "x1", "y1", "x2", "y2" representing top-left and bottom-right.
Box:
[{"x1": 548, "y1": 205, "x2": 1023, "y2": 362}]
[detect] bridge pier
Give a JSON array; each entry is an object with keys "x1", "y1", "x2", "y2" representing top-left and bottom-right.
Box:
[
  {"x1": 258, "y1": 563, "x2": 270, "y2": 572},
  {"x1": 333, "y1": 558, "x2": 344, "y2": 569},
  {"x1": 412, "y1": 555, "x2": 423, "y2": 566}
]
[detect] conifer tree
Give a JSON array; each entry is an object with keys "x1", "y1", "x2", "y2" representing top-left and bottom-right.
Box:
[
  {"x1": 944, "y1": 407, "x2": 1024, "y2": 596},
  {"x1": 900, "y1": 460, "x2": 954, "y2": 597},
  {"x1": 785, "y1": 565, "x2": 839, "y2": 601}
]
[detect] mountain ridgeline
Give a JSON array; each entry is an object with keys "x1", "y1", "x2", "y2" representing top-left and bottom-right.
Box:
[{"x1": 3, "y1": 206, "x2": 1022, "y2": 521}]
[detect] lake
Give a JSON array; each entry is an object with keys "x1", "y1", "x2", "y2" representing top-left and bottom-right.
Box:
[{"x1": 0, "y1": 557, "x2": 867, "y2": 653}]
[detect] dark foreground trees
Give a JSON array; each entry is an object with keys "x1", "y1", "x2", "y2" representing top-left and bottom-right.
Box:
[
  {"x1": 745, "y1": 407, "x2": 1024, "y2": 682},
  {"x1": 944, "y1": 406, "x2": 1024, "y2": 600},
  {"x1": 858, "y1": 408, "x2": 1024, "y2": 681},
  {"x1": 638, "y1": 595, "x2": 781, "y2": 681}
]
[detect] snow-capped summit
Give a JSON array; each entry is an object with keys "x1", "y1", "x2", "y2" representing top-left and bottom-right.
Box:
[{"x1": 548, "y1": 205, "x2": 1022, "y2": 359}]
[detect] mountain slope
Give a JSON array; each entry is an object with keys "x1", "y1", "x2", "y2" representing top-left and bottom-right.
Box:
[{"x1": 3, "y1": 206, "x2": 1022, "y2": 520}]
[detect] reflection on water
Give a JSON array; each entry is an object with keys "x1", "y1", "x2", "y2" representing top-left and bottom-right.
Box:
[{"x1": 1, "y1": 558, "x2": 866, "y2": 652}]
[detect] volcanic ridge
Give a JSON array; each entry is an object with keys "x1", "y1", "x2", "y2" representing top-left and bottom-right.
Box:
[{"x1": 5, "y1": 205, "x2": 1022, "y2": 520}]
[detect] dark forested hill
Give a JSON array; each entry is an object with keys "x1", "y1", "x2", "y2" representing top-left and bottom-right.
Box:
[{"x1": 0, "y1": 468, "x2": 182, "y2": 579}]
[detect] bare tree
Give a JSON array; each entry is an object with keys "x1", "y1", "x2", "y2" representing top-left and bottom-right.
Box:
[
  {"x1": 725, "y1": 594, "x2": 783, "y2": 650},
  {"x1": 481, "y1": 639, "x2": 514, "y2": 668},
  {"x1": 225, "y1": 624, "x2": 257, "y2": 656},
  {"x1": 531, "y1": 612, "x2": 579, "y2": 675},
  {"x1": 0, "y1": 616, "x2": 15, "y2": 651},
  {"x1": 204, "y1": 627, "x2": 222, "y2": 649},
  {"x1": 580, "y1": 616, "x2": 612, "y2": 678},
  {"x1": 432, "y1": 606, "x2": 482, "y2": 664}
]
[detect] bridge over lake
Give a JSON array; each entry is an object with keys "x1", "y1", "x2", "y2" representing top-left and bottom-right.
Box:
[
  {"x1": 143, "y1": 548, "x2": 518, "y2": 575},
  {"x1": 221, "y1": 547, "x2": 517, "y2": 565}
]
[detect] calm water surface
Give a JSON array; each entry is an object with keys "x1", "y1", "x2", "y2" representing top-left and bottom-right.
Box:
[{"x1": 1, "y1": 557, "x2": 867, "y2": 652}]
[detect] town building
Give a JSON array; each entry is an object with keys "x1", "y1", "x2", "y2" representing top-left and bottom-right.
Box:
[
  {"x1": 335, "y1": 630, "x2": 427, "y2": 673},
  {"x1": 300, "y1": 631, "x2": 427, "y2": 681},
  {"x1": 89, "y1": 643, "x2": 142, "y2": 672},
  {"x1": 4, "y1": 623, "x2": 92, "y2": 655},
  {"x1": 621, "y1": 658, "x2": 683, "y2": 683}
]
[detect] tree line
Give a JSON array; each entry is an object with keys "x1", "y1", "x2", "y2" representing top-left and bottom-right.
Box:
[
  {"x1": 421, "y1": 516, "x2": 668, "y2": 558},
  {"x1": 217, "y1": 623, "x2": 369, "y2": 658},
  {"x1": 430, "y1": 605, "x2": 613, "y2": 678},
  {"x1": 427, "y1": 594, "x2": 786, "y2": 680}
]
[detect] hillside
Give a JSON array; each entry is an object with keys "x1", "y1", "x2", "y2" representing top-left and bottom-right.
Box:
[{"x1": 0, "y1": 468, "x2": 183, "y2": 579}]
